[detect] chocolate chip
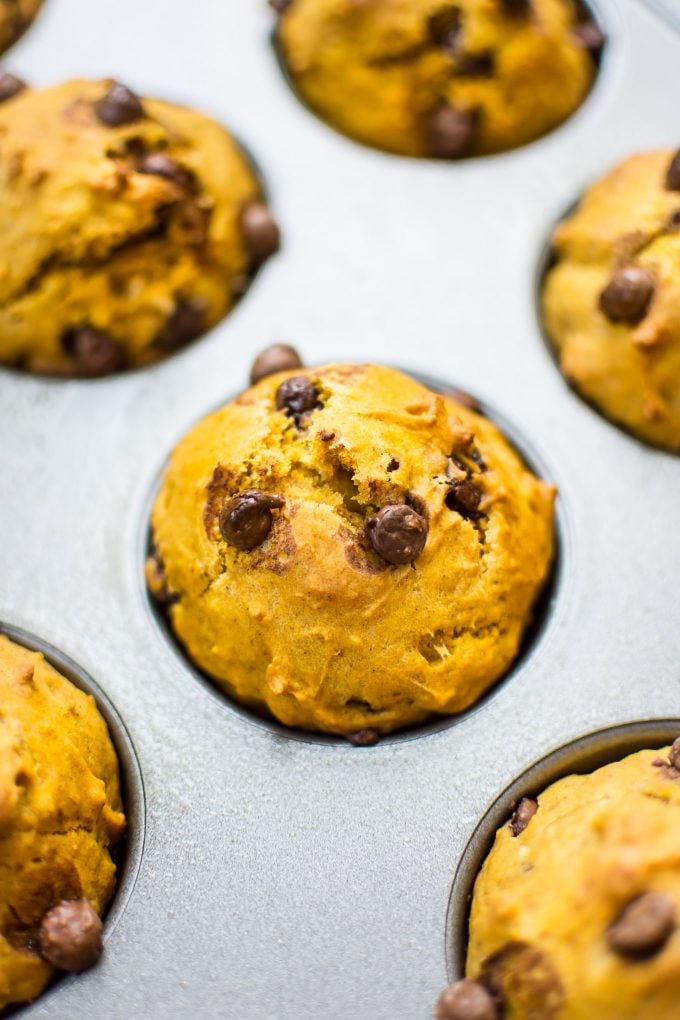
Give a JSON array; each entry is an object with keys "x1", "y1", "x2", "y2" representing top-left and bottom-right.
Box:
[
  {"x1": 241, "y1": 202, "x2": 280, "y2": 267},
  {"x1": 669, "y1": 737, "x2": 680, "y2": 770},
  {"x1": 218, "y1": 490, "x2": 284, "y2": 552},
  {"x1": 573, "y1": 20, "x2": 605, "y2": 55},
  {"x1": 175, "y1": 200, "x2": 210, "y2": 247},
  {"x1": 145, "y1": 553, "x2": 176, "y2": 606},
  {"x1": 447, "y1": 388, "x2": 481, "y2": 411},
  {"x1": 428, "y1": 7, "x2": 462, "y2": 53},
  {"x1": 387, "y1": 458, "x2": 400, "y2": 472},
  {"x1": 0, "y1": 72, "x2": 26, "y2": 103},
  {"x1": 665, "y1": 150, "x2": 680, "y2": 192},
  {"x1": 39, "y1": 900, "x2": 103, "y2": 972},
  {"x1": 250, "y1": 343, "x2": 303, "y2": 385},
  {"x1": 456, "y1": 51, "x2": 495, "y2": 77},
  {"x1": 608, "y1": 892, "x2": 675, "y2": 958},
  {"x1": 434, "y1": 980, "x2": 498, "y2": 1020},
  {"x1": 366, "y1": 504, "x2": 428, "y2": 566},
  {"x1": 652, "y1": 753, "x2": 680, "y2": 780},
  {"x1": 62, "y1": 327, "x2": 124, "y2": 377},
  {"x1": 346, "y1": 729, "x2": 381, "y2": 746},
  {"x1": 509, "y1": 797, "x2": 538, "y2": 837},
  {"x1": 276, "y1": 376, "x2": 321, "y2": 424},
  {"x1": 445, "y1": 478, "x2": 482, "y2": 518},
  {"x1": 269, "y1": 0, "x2": 293, "y2": 11},
  {"x1": 599, "y1": 266, "x2": 655, "y2": 324},
  {"x1": 138, "y1": 153, "x2": 194, "y2": 189},
  {"x1": 470, "y1": 447, "x2": 487, "y2": 472},
  {"x1": 425, "y1": 103, "x2": 478, "y2": 159},
  {"x1": 500, "y1": 0, "x2": 532, "y2": 15},
  {"x1": 159, "y1": 299, "x2": 207, "y2": 349},
  {"x1": 668, "y1": 210, "x2": 680, "y2": 229},
  {"x1": 480, "y1": 943, "x2": 563, "y2": 1017},
  {"x1": 95, "y1": 82, "x2": 145, "y2": 127}
]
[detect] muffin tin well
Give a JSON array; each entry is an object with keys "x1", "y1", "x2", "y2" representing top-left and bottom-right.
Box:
[
  {"x1": 1, "y1": 0, "x2": 680, "y2": 1017},
  {"x1": 535, "y1": 185, "x2": 680, "y2": 454},
  {"x1": 0, "y1": 0, "x2": 44, "y2": 59},
  {"x1": 445, "y1": 719, "x2": 680, "y2": 983},
  {"x1": 141, "y1": 371, "x2": 565, "y2": 747},
  {"x1": 270, "y1": 0, "x2": 609, "y2": 161},
  {"x1": 0, "y1": 622, "x2": 145, "y2": 1013},
  {"x1": 0, "y1": 78, "x2": 279, "y2": 380}
]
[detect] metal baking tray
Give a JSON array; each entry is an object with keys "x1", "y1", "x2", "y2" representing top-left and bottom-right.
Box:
[{"x1": 1, "y1": 0, "x2": 679, "y2": 1016}]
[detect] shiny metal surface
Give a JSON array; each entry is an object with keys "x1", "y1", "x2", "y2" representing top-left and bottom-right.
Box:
[
  {"x1": 639, "y1": 0, "x2": 680, "y2": 33},
  {"x1": 1, "y1": 1, "x2": 679, "y2": 1016}
]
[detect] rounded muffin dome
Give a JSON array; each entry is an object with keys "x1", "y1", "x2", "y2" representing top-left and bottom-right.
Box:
[
  {"x1": 148, "y1": 361, "x2": 555, "y2": 738},
  {"x1": 543, "y1": 149, "x2": 680, "y2": 451},
  {"x1": 0, "y1": 634, "x2": 125, "y2": 1010},
  {"x1": 0, "y1": 0, "x2": 43, "y2": 58},
  {"x1": 274, "y1": 0, "x2": 603, "y2": 159},
  {"x1": 453, "y1": 742, "x2": 680, "y2": 1019},
  {"x1": 0, "y1": 79, "x2": 279, "y2": 376}
]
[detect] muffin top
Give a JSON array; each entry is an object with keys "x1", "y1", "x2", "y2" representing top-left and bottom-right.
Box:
[
  {"x1": 0, "y1": 0, "x2": 42, "y2": 57},
  {"x1": 543, "y1": 149, "x2": 680, "y2": 451},
  {"x1": 275, "y1": 0, "x2": 601, "y2": 158},
  {"x1": 0, "y1": 634, "x2": 125, "y2": 1010},
  {"x1": 150, "y1": 362, "x2": 554, "y2": 737},
  {"x1": 463, "y1": 743, "x2": 680, "y2": 1019},
  {"x1": 0, "y1": 79, "x2": 277, "y2": 376}
]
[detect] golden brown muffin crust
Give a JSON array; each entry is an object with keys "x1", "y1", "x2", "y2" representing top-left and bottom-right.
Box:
[
  {"x1": 466, "y1": 745, "x2": 680, "y2": 1019},
  {"x1": 0, "y1": 0, "x2": 42, "y2": 56},
  {"x1": 543, "y1": 150, "x2": 680, "y2": 452},
  {"x1": 0, "y1": 79, "x2": 278, "y2": 376},
  {"x1": 275, "y1": 0, "x2": 601, "y2": 158},
  {"x1": 0, "y1": 635, "x2": 125, "y2": 1010},
  {"x1": 149, "y1": 364, "x2": 555, "y2": 737}
]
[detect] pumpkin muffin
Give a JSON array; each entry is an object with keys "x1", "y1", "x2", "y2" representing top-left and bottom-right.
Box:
[
  {"x1": 0, "y1": 634, "x2": 126, "y2": 1010},
  {"x1": 273, "y1": 0, "x2": 603, "y2": 159},
  {"x1": 0, "y1": 79, "x2": 279, "y2": 376},
  {"x1": 437, "y1": 741, "x2": 680, "y2": 1019},
  {"x1": 0, "y1": 0, "x2": 42, "y2": 57},
  {"x1": 148, "y1": 358, "x2": 555, "y2": 739},
  {"x1": 543, "y1": 149, "x2": 680, "y2": 451}
]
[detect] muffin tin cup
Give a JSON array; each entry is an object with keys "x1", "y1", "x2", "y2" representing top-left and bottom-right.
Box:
[
  {"x1": 1, "y1": 0, "x2": 680, "y2": 1016},
  {"x1": 0, "y1": 622, "x2": 145, "y2": 1011},
  {"x1": 535, "y1": 201, "x2": 680, "y2": 456},
  {"x1": 0, "y1": 120, "x2": 278, "y2": 382},
  {"x1": 445, "y1": 719, "x2": 680, "y2": 982},
  {"x1": 269, "y1": 0, "x2": 610, "y2": 163},
  {"x1": 142, "y1": 368, "x2": 565, "y2": 747}
]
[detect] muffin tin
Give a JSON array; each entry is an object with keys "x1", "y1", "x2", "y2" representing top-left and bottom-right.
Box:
[
  {"x1": 446, "y1": 719, "x2": 680, "y2": 983},
  {"x1": 1, "y1": 0, "x2": 679, "y2": 1016},
  {"x1": 145, "y1": 371, "x2": 564, "y2": 746},
  {"x1": 0, "y1": 621, "x2": 145, "y2": 964}
]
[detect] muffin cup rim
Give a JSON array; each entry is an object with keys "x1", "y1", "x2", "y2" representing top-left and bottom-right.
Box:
[
  {"x1": 269, "y1": 0, "x2": 613, "y2": 165},
  {"x1": 445, "y1": 717, "x2": 680, "y2": 982},
  {"x1": 0, "y1": 619, "x2": 146, "y2": 943},
  {"x1": 139, "y1": 364, "x2": 567, "y2": 748}
]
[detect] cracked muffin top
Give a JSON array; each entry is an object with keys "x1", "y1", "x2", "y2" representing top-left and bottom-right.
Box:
[
  {"x1": 148, "y1": 359, "x2": 554, "y2": 739},
  {"x1": 444, "y1": 742, "x2": 680, "y2": 1020},
  {"x1": 0, "y1": 0, "x2": 42, "y2": 57},
  {"x1": 0, "y1": 78, "x2": 279, "y2": 377},
  {"x1": 273, "y1": 0, "x2": 602, "y2": 159},
  {"x1": 0, "y1": 634, "x2": 125, "y2": 1010},
  {"x1": 543, "y1": 150, "x2": 680, "y2": 451}
]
